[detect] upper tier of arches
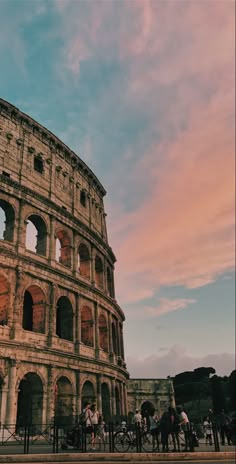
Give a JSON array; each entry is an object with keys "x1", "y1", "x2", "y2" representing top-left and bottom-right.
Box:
[{"x1": 0, "y1": 198, "x2": 115, "y2": 298}]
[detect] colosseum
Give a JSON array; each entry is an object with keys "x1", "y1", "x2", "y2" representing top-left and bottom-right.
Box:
[{"x1": 0, "y1": 98, "x2": 129, "y2": 427}]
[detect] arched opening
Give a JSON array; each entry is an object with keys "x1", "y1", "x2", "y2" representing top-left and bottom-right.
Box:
[
  {"x1": 81, "y1": 306, "x2": 94, "y2": 347},
  {"x1": 0, "y1": 274, "x2": 9, "y2": 326},
  {"x1": 26, "y1": 215, "x2": 47, "y2": 256},
  {"x1": 98, "y1": 314, "x2": 108, "y2": 351},
  {"x1": 95, "y1": 255, "x2": 103, "y2": 288},
  {"x1": 78, "y1": 243, "x2": 90, "y2": 279},
  {"x1": 55, "y1": 230, "x2": 71, "y2": 267},
  {"x1": 56, "y1": 296, "x2": 73, "y2": 341},
  {"x1": 115, "y1": 387, "x2": 121, "y2": 417},
  {"x1": 107, "y1": 267, "x2": 113, "y2": 297},
  {"x1": 112, "y1": 322, "x2": 118, "y2": 355},
  {"x1": 16, "y1": 373, "x2": 43, "y2": 427},
  {"x1": 81, "y1": 381, "x2": 96, "y2": 410},
  {"x1": 0, "y1": 200, "x2": 15, "y2": 242},
  {"x1": 22, "y1": 285, "x2": 46, "y2": 333},
  {"x1": 141, "y1": 401, "x2": 155, "y2": 423},
  {"x1": 54, "y1": 376, "x2": 73, "y2": 426},
  {"x1": 101, "y1": 383, "x2": 111, "y2": 421}
]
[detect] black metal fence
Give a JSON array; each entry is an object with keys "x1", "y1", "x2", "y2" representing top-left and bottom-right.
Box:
[{"x1": 0, "y1": 422, "x2": 226, "y2": 455}]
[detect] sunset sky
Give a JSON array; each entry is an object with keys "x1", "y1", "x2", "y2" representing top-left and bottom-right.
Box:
[{"x1": 0, "y1": 0, "x2": 235, "y2": 378}]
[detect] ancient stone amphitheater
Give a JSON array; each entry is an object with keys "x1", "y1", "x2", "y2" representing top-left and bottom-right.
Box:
[{"x1": 0, "y1": 98, "x2": 128, "y2": 427}]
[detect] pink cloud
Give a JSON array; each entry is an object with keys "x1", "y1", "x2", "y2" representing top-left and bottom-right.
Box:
[
  {"x1": 127, "y1": 345, "x2": 235, "y2": 378},
  {"x1": 55, "y1": 1, "x2": 235, "y2": 305},
  {"x1": 126, "y1": 298, "x2": 196, "y2": 320}
]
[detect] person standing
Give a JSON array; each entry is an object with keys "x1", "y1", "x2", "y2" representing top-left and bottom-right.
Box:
[
  {"x1": 168, "y1": 406, "x2": 180, "y2": 452},
  {"x1": 160, "y1": 410, "x2": 171, "y2": 452},
  {"x1": 149, "y1": 410, "x2": 160, "y2": 451},
  {"x1": 203, "y1": 416, "x2": 213, "y2": 445},
  {"x1": 218, "y1": 409, "x2": 231, "y2": 446},
  {"x1": 90, "y1": 403, "x2": 99, "y2": 450},
  {"x1": 177, "y1": 406, "x2": 190, "y2": 451}
]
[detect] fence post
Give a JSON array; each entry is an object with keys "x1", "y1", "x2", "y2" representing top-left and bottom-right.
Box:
[
  {"x1": 189, "y1": 422, "x2": 194, "y2": 452},
  {"x1": 212, "y1": 423, "x2": 220, "y2": 452},
  {"x1": 136, "y1": 423, "x2": 141, "y2": 453}
]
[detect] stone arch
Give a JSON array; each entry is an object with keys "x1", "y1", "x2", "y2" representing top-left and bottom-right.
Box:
[
  {"x1": 107, "y1": 267, "x2": 113, "y2": 297},
  {"x1": 112, "y1": 321, "x2": 118, "y2": 355},
  {"x1": 78, "y1": 243, "x2": 90, "y2": 278},
  {"x1": 16, "y1": 372, "x2": 44, "y2": 426},
  {"x1": 98, "y1": 313, "x2": 108, "y2": 351},
  {"x1": 95, "y1": 255, "x2": 103, "y2": 288},
  {"x1": 56, "y1": 296, "x2": 73, "y2": 341},
  {"x1": 115, "y1": 386, "x2": 121, "y2": 417},
  {"x1": 55, "y1": 229, "x2": 71, "y2": 267},
  {"x1": 81, "y1": 380, "x2": 96, "y2": 409},
  {"x1": 0, "y1": 199, "x2": 15, "y2": 242},
  {"x1": 141, "y1": 400, "x2": 155, "y2": 419},
  {"x1": 22, "y1": 285, "x2": 46, "y2": 333},
  {"x1": 81, "y1": 306, "x2": 94, "y2": 347},
  {"x1": 54, "y1": 376, "x2": 73, "y2": 426},
  {"x1": 25, "y1": 214, "x2": 47, "y2": 256},
  {"x1": 0, "y1": 273, "x2": 10, "y2": 326},
  {"x1": 101, "y1": 382, "x2": 111, "y2": 421}
]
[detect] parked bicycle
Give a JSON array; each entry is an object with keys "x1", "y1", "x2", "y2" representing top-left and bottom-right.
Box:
[{"x1": 113, "y1": 428, "x2": 159, "y2": 452}]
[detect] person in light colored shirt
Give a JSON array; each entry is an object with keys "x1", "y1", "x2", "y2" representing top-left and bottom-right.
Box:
[{"x1": 177, "y1": 406, "x2": 190, "y2": 451}]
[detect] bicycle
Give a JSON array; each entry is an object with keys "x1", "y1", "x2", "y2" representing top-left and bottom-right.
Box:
[
  {"x1": 113, "y1": 429, "x2": 137, "y2": 452},
  {"x1": 113, "y1": 428, "x2": 159, "y2": 453}
]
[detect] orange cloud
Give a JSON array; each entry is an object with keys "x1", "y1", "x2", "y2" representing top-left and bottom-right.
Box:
[{"x1": 56, "y1": 1, "x2": 235, "y2": 305}]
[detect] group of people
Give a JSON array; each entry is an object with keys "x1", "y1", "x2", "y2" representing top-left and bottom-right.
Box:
[
  {"x1": 82, "y1": 401, "x2": 106, "y2": 449},
  {"x1": 133, "y1": 406, "x2": 191, "y2": 452},
  {"x1": 204, "y1": 409, "x2": 233, "y2": 446}
]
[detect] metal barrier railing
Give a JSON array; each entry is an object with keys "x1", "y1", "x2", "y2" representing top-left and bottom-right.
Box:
[{"x1": 0, "y1": 422, "x2": 225, "y2": 454}]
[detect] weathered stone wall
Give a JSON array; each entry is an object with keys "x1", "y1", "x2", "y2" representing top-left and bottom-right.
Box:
[
  {"x1": 127, "y1": 378, "x2": 175, "y2": 417},
  {"x1": 0, "y1": 98, "x2": 128, "y2": 426}
]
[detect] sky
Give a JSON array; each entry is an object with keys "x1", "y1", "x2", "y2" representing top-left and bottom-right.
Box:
[{"x1": 0, "y1": 0, "x2": 235, "y2": 378}]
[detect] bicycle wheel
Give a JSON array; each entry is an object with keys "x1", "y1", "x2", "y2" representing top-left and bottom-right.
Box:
[
  {"x1": 141, "y1": 431, "x2": 158, "y2": 452},
  {"x1": 114, "y1": 431, "x2": 130, "y2": 452}
]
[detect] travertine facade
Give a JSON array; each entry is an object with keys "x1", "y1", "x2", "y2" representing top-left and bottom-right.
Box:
[
  {"x1": 0, "y1": 98, "x2": 128, "y2": 426},
  {"x1": 127, "y1": 378, "x2": 175, "y2": 418}
]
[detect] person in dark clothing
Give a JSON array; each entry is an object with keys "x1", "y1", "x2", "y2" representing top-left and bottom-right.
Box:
[
  {"x1": 168, "y1": 406, "x2": 180, "y2": 452},
  {"x1": 218, "y1": 409, "x2": 231, "y2": 445},
  {"x1": 160, "y1": 411, "x2": 170, "y2": 452}
]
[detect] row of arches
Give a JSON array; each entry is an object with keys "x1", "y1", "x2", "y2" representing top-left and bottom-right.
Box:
[
  {"x1": 0, "y1": 200, "x2": 114, "y2": 297},
  {"x1": 4, "y1": 372, "x2": 121, "y2": 426},
  {"x1": 0, "y1": 275, "x2": 122, "y2": 355}
]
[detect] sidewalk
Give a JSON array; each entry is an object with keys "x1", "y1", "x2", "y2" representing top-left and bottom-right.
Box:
[{"x1": 0, "y1": 451, "x2": 235, "y2": 463}]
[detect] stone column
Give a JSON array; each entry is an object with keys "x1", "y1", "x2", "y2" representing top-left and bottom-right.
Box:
[
  {"x1": 120, "y1": 324, "x2": 125, "y2": 360},
  {"x1": 74, "y1": 292, "x2": 80, "y2": 353},
  {"x1": 16, "y1": 198, "x2": 24, "y2": 253},
  {"x1": 122, "y1": 383, "x2": 128, "y2": 416},
  {"x1": 0, "y1": 385, "x2": 9, "y2": 425},
  {"x1": 111, "y1": 378, "x2": 116, "y2": 416},
  {"x1": 72, "y1": 229, "x2": 77, "y2": 275},
  {"x1": 91, "y1": 249, "x2": 95, "y2": 285},
  {"x1": 96, "y1": 374, "x2": 102, "y2": 413},
  {"x1": 108, "y1": 313, "x2": 114, "y2": 362},
  {"x1": 47, "y1": 283, "x2": 56, "y2": 347},
  {"x1": 46, "y1": 365, "x2": 54, "y2": 424},
  {"x1": 48, "y1": 216, "x2": 55, "y2": 266},
  {"x1": 75, "y1": 371, "x2": 81, "y2": 416},
  {"x1": 103, "y1": 258, "x2": 107, "y2": 293},
  {"x1": 94, "y1": 302, "x2": 99, "y2": 358},
  {"x1": 5, "y1": 359, "x2": 17, "y2": 425},
  {"x1": 10, "y1": 266, "x2": 24, "y2": 339}
]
